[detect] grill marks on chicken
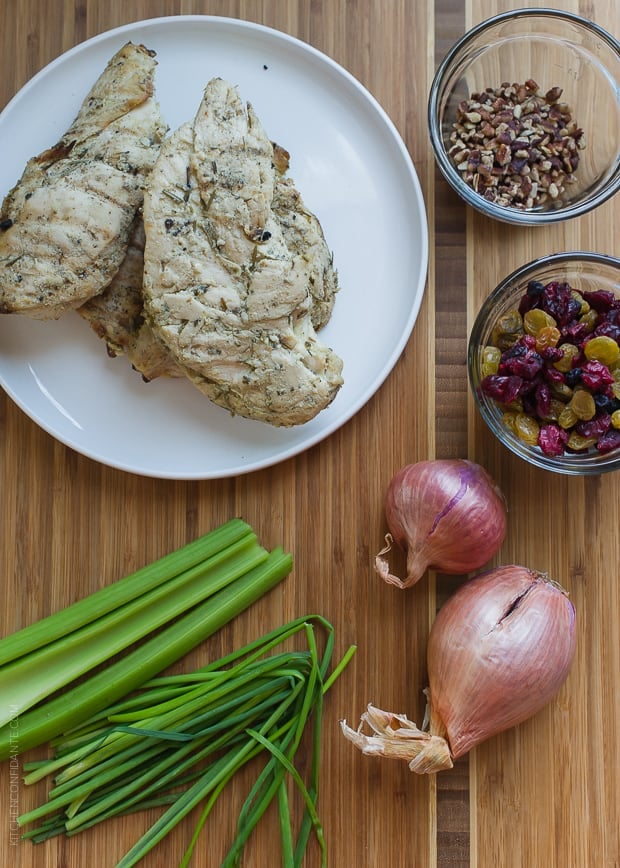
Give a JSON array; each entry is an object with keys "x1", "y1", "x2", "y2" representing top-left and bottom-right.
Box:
[
  {"x1": 0, "y1": 42, "x2": 167, "y2": 319},
  {"x1": 142, "y1": 79, "x2": 343, "y2": 426},
  {"x1": 1, "y1": 52, "x2": 342, "y2": 427}
]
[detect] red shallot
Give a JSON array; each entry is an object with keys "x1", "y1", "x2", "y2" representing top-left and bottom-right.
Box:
[
  {"x1": 341, "y1": 565, "x2": 576, "y2": 774},
  {"x1": 375, "y1": 459, "x2": 507, "y2": 589}
]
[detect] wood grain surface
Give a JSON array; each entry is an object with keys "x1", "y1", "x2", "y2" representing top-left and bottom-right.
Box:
[{"x1": 0, "y1": 2, "x2": 618, "y2": 867}]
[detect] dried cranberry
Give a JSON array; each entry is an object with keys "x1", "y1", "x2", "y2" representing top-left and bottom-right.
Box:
[
  {"x1": 499, "y1": 343, "x2": 543, "y2": 379},
  {"x1": 540, "y1": 281, "x2": 582, "y2": 325},
  {"x1": 516, "y1": 356, "x2": 544, "y2": 379},
  {"x1": 526, "y1": 373, "x2": 544, "y2": 391},
  {"x1": 561, "y1": 320, "x2": 589, "y2": 343},
  {"x1": 538, "y1": 423, "x2": 569, "y2": 457},
  {"x1": 543, "y1": 366, "x2": 565, "y2": 385},
  {"x1": 580, "y1": 360, "x2": 614, "y2": 391},
  {"x1": 480, "y1": 375, "x2": 523, "y2": 403},
  {"x1": 582, "y1": 289, "x2": 616, "y2": 313},
  {"x1": 596, "y1": 429, "x2": 620, "y2": 454},
  {"x1": 534, "y1": 381, "x2": 551, "y2": 418},
  {"x1": 539, "y1": 346, "x2": 564, "y2": 363},
  {"x1": 593, "y1": 321, "x2": 620, "y2": 342},
  {"x1": 576, "y1": 413, "x2": 611, "y2": 439}
]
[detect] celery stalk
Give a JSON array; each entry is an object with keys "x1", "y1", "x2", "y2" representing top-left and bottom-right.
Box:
[
  {"x1": 0, "y1": 548, "x2": 292, "y2": 760},
  {"x1": 0, "y1": 534, "x2": 266, "y2": 727},
  {"x1": 0, "y1": 518, "x2": 253, "y2": 667}
]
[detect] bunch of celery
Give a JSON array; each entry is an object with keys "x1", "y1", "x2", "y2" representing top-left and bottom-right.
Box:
[
  {"x1": 19, "y1": 616, "x2": 356, "y2": 867},
  {"x1": 0, "y1": 518, "x2": 292, "y2": 759}
]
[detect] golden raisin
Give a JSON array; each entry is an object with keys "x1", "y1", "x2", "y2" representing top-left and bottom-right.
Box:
[
  {"x1": 549, "y1": 381, "x2": 574, "y2": 401},
  {"x1": 558, "y1": 405, "x2": 578, "y2": 429},
  {"x1": 545, "y1": 398, "x2": 566, "y2": 422},
  {"x1": 553, "y1": 343, "x2": 580, "y2": 372},
  {"x1": 504, "y1": 397, "x2": 524, "y2": 413},
  {"x1": 501, "y1": 411, "x2": 519, "y2": 435},
  {"x1": 492, "y1": 308, "x2": 523, "y2": 349},
  {"x1": 566, "y1": 431, "x2": 597, "y2": 451},
  {"x1": 584, "y1": 335, "x2": 620, "y2": 367},
  {"x1": 578, "y1": 309, "x2": 598, "y2": 334},
  {"x1": 481, "y1": 345, "x2": 502, "y2": 377},
  {"x1": 535, "y1": 325, "x2": 561, "y2": 352},
  {"x1": 572, "y1": 290, "x2": 590, "y2": 315},
  {"x1": 523, "y1": 308, "x2": 557, "y2": 336},
  {"x1": 569, "y1": 389, "x2": 596, "y2": 421},
  {"x1": 611, "y1": 409, "x2": 620, "y2": 430},
  {"x1": 514, "y1": 412, "x2": 540, "y2": 446}
]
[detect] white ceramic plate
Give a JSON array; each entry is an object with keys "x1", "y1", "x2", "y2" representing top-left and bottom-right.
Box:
[{"x1": 0, "y1": 16, "x2": 428, "y2": 479}]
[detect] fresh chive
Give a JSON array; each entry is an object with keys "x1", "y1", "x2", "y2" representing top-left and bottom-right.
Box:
[
  {"x1": 114, "y1": 706, "x2": 293, "y2": 867},
  {"x1": 46, "y1": 675, "x2": 295, "y2": 795},
  {"x1": 277, "y1": 780, "x2": 295, "y2": 865},
  {"x1": 18, "y1": 615, "x2": 355, "y2": 868},
  {"x1": 247, "y1": 727, "x2": 327, "y2": 864},
  {"x1": 222, "y1": 631, "x2": 322, "y2": 865},
  {"x1": 74, "y1": 690, "x2": 302, "y2": 840},
  {"x1": 323, "y1": 643, "x2": 358, "y2": 694}
]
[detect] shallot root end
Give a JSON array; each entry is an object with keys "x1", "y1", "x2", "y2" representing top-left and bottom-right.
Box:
[
  {"x1": 374, "y1": 534, "x2": 419, "y2": 589},
  {"x1": 340, "y1": 703, "x2": 453, "y2": 774}
]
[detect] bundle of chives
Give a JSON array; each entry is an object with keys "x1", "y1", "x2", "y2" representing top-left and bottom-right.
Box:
[
  {"x1": 0, "y1": 519, "x2": 292, "y2": 759},
  {"x1": 19, "y1": 616, "x2": 356, "y2": 868}
]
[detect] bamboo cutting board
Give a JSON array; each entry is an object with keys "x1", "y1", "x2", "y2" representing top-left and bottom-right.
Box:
[
  {"x1": 0, "y1": 1, "x2": 618, "y2": 867},
  {"x1": 466, "y1": 3, "x2": 620, "y2": 867}
]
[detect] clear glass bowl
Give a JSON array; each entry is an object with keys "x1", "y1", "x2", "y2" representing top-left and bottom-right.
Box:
[
  {"x1": 428, "y1": 9, "x2": 620, "y2": 225},
  {"x1": 468, "y1": 252, "x2": 620, "y2": 475}
]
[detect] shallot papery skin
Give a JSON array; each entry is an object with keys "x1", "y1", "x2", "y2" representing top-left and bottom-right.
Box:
[
  {"x1": 341, "y1": 565, "x2": 576, "y2": 774},
  {"x1": 427, "y1": 565, "x2": 576, "y2": 759},
  {"x1": 375, "y1": 459, "x2": 507, "y2": 589}
]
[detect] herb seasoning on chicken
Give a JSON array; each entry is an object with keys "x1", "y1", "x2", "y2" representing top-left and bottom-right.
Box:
[
  {"x1": 0, "y1": 42, "x2": 167, "y2": 319},
  {"x1": 142, "y1": 78, "x2": 343, "y2": 426},
  {"x1": 78, "y1": 218, "x2": 183, "y2": 381}
]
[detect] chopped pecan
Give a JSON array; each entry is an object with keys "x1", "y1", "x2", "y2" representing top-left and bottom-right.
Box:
[{"x1": 447, "y1": 79, "x2": 584, "y2": 211}]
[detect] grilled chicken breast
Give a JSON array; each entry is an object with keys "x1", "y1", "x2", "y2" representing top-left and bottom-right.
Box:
[
  {"x1": 142, "y1": 79, "x2": 343, "y2": 427},
  {"x1": 273, "y1": 176, "x2": 338, "y2": 332},
  {"x1": 0, "y1": 42, "x2": 167, "y2": 319},
  {"x1": 78, "y1": 141, "x2": 334, "y2": 384},
  {"x1": 69, "y1": 65, "x2": 336, "y2": 387},
  {"x1": 78, "y1": 218, "x2": 183, "y2": 381}
]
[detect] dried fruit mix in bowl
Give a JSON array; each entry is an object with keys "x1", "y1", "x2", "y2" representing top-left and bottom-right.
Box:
[{"x1": 480, "y1": 279, "x2": 620, "y2": 457}]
